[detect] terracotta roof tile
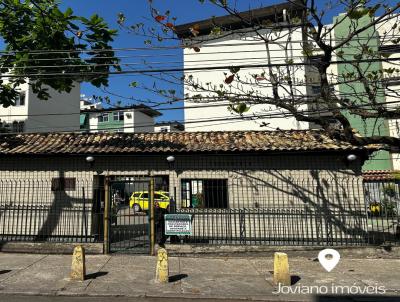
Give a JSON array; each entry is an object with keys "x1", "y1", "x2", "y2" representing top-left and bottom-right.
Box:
[
  {"x1": 0, "y1": 130, "x2": 380, "y2": 155},
  {"x1": 363, "y1": 170, "x2": 400, "y2": 181}
]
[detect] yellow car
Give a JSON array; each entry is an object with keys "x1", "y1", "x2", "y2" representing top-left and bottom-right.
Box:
[{"x1": 129, "y1": 191, "x2": 170, "y2": 212}]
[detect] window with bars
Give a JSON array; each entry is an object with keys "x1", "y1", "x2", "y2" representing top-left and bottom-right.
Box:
[{"x1": 181, "y1": 179, "x2": 228, "y2": 209}]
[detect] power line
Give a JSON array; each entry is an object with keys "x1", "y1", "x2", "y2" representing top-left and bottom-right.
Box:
[
  {"x1": 2, "y1": 97, "x2": 400, "y2": 134},
  {"x1": 1, "y1": 95, "x2": 400, "y2": 118},
  {"x1": 2, "y1": 56, "x2": 400, "y2": 78},
  {"x1": 2, "y1": 34, "x2": 400, "y2": 54}
]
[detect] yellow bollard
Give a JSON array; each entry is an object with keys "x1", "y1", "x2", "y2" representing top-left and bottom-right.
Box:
[
  {"x1": 155, "y1": 248, "x2": 169, "y2": 283},
  {"x1": 273, "y1": 252, "x2": 291, "y2": 286},
  {"x1": 71, "y1": 245, "x2": 86, "y2": 281}
]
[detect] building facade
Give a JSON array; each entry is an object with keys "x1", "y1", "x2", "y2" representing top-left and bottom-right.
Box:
[
  {"x1": 0, "y1": 130, "x2": 385, "y2": 253},
  {"x1": 80, "y1": 104, "x2": 161, "y2": 133},
  {"x1": 175, "y1": 2, "x2": 311, "y2": 132},
  {"x1": 0, "y1": 81, "x2": 80, "y2": 133},
  {"x1": 332, "y1": 13, "x2": 393, "y2": 170}
]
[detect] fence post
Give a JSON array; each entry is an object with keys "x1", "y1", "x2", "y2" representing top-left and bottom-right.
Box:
[
  {"x1": 149, "y1": 177, "x2": 155, "y2": 256},
  {"x1": 104, "y1": 178, "x2": 110, "y2": 254}
]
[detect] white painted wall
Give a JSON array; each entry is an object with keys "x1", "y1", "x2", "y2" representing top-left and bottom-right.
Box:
[
  {"x1": 123, "y1": 110, "x2": 135, "y2": 132},
  {"x1": 88, "y1": 114, "x2": 99, "y2": 133},
  {"x1": 80, "y1": 100, "x2": 102, "y2": 110},
  {"x1": 0, "y1": 82, "x2": 30, "y2": 131},
  {"x1": 155, "y1": 124, "x2": 183, "y2": 132},
  {"x1": 183, "y1": 27, "x2": 309, "y2": 131}
]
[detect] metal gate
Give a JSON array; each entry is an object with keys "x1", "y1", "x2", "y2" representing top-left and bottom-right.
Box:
[{"x1": 106, "y1": 177, "x2": 155, "y2": 254}]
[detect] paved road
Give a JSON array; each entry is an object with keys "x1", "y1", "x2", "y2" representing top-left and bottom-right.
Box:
[
  {"x1": 2, "y1": 294, "x2": 400, "y2": 302},
  {"x1": 0, "y1": 295, "x2": 268, "y2": 302}
]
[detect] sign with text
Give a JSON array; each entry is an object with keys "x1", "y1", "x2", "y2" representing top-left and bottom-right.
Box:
[{"x1": 164, "y1": 214, "x2": 192, "y2": 235}]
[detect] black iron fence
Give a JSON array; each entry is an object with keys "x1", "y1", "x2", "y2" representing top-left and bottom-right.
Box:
[
  {"x1": 0, "y1": 176, "x2": 398, "y2": 249},
  {"x1": 0, "y1": 180, "x2": 103, "y2": 243},
  {"x1": 170, "y1": 177, "x2": 399, "y2": 246},
  {"x1": 364, "y1": 180, "x2": 400, "y2": 244}
]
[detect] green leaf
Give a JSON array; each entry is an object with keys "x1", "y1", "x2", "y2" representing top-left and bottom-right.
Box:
[
  {"x1": 347, "y1": 8, "x2": 369, "y2": 20},
  {"x1": 210, "y1": 26, "x2": 222, "y2": 36}
]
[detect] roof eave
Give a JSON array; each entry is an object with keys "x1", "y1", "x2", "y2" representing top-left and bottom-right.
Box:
[{"x1": 175, "y1": 1, "x2": 303, "y2": 39}]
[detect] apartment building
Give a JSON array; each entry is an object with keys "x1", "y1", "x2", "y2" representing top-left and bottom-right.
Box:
[
  {"x1": 0, "y1": 81, "x2": 80, "y2": 133},
  {"x1": 175, "y1": 2, "x2": 311, "y2": 131},
  {"x1": 80, "y1": 103, "x2": 161, "y2": 133}
]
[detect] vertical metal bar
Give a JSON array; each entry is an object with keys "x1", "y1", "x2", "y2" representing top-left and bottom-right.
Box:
[
  {"x1": 82, "y1": 187, "x2": 88, "y2": 242},
  {"x1": 104, "y1": 178, "x2": 110, "y2": 254},
  {"x1": 149, "y1": 177, "x2": 155, "y2": 256}
]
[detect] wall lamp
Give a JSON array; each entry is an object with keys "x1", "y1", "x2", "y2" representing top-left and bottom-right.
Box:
[
  {"x1": 346, "y1": 154, "x2": 357, "y2": 162},
  {"x1": 86, "y1": 155, "x2": 95, "y2": 167},
  {"x1": 343, "y1": 153, "x2": 357, "y2": 167},
  {"x1": 166, "y1": 155, "x2": 175, "y2": 169}
]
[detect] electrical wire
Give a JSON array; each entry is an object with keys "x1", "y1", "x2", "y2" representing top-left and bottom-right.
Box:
[
  {"x1": 2, "y1": 97, "x2": 400, "y2": 134},
  {"x1": 2, "y1": 56, "x2": 400, "y2": 78}
]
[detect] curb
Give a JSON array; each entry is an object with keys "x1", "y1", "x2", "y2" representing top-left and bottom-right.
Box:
[{"x1": 0, "y1": 291, "x2": 311, "y2": 302}]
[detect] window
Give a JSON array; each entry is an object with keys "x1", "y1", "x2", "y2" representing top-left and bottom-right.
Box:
[
  {"x1": 98, "y1": 113, "x2": 109, "y2": 123},
  {"x1": 51, "y1": 177, "x2": 76, "y2": 191},
  {"x1": 12, "y1": 121, "x2": 24, "y2": 133},
  {"x1": 311, "y1": 86, "x2": 321, "y2": 94},
  {"x1": 181, "y1": 179, "x2": 228, "y2": 209},
  {"x1": 15, "y1": 92, "x2": 26, "y2": 106},
  {"x1": 113, "y1": 111, "x2": 124, "y2": 121},
  {"x1": 160, "y1": 127, "x2": 169, "y2": 133},
  {"x1": 155, "y1": 193, "x2": 169, "y2": 200},
  {"x1": 141, "y1": 193, "x2": 149, "y2": 199}
]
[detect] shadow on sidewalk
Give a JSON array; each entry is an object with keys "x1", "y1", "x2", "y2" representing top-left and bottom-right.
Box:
[
  {"x1": 291, "y1": 275, "x2": 301, "y2": 285},
  {"x1": 85, "y1": 272, "x2": 108, "y2": 280},
  {"x1": 0, "y1": 270, "x2": 11, "y2": 275},
  {"x1": 169, "y1": 274, "x2": 188, "y2": 283}
]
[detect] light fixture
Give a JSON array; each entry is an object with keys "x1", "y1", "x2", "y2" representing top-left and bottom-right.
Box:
[
  {"x1": 86, "y1": 156, "x2": 95, "y2": 163},
  {"x1": 166, "y1": 155, "x2": 175, "y2": 169},
  {"x1": 166, "y1": 155, "x2": 175, "y2": 163},
  {"x1": 346, "y1": 154, "x2": 357, "y2": 162}
]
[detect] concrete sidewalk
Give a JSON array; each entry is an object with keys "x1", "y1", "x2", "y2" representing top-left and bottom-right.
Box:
[{"x1": 0, "y1": 252, "x2": 399, "y2": 301}]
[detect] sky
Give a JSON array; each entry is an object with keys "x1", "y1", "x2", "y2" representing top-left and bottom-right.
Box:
[{"x1": 4, "y1": 0, "x2": 394, "y2": 124}]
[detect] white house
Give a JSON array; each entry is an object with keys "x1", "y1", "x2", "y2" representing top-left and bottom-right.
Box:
[
  {"x1": 175, "y1": 2, "x2": 311, "y2": 131},
  {"x1": 0, "y1": 81, "x2": 80, "y2": 133}
]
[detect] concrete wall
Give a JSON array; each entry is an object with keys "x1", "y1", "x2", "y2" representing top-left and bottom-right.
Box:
[
  {"x1": 183, "y1": 27, "x2": 309, "y2": 131},
  {"x1": 133, "y1": 111, "x2": 154, "y2": 132},
  {"x1": 0, "y1": 153, "x2": 366, "y2": 244},
  {"x1": 26, "y1": 82, "x2": 80, "y2": 133}
]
